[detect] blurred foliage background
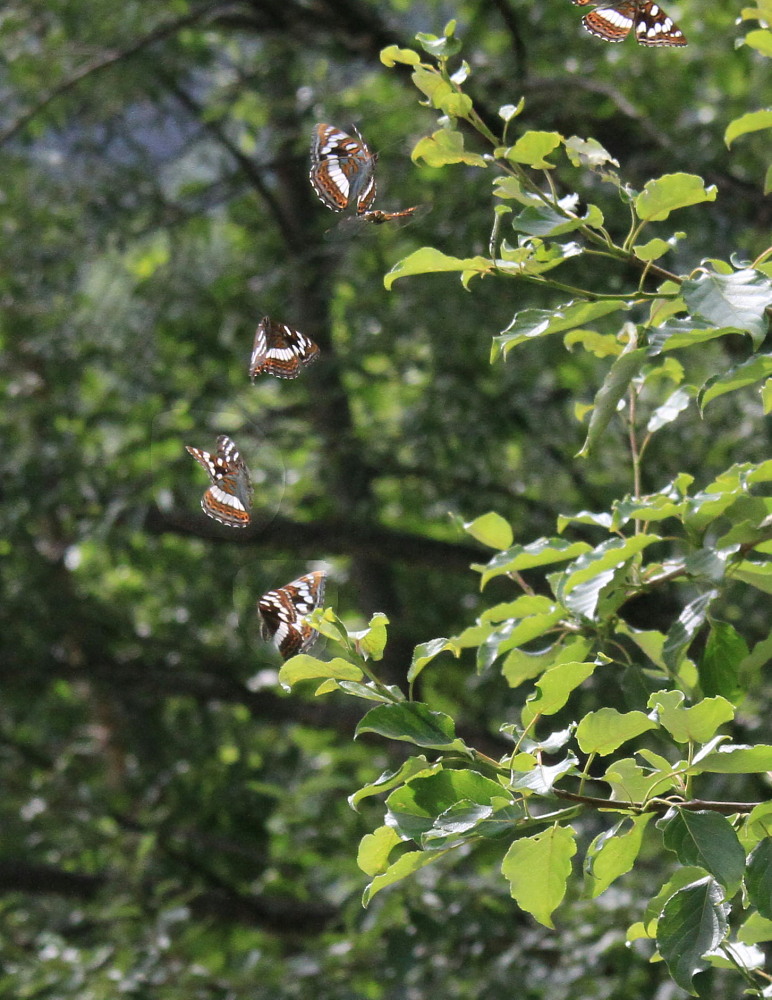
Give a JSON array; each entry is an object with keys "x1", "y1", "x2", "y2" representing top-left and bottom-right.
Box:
[{"x1": 1, "y1": 0, "x2": 770, "y2": 996}]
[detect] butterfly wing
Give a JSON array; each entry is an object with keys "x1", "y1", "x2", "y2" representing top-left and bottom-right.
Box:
[
  {"x1": 185, "y1": 435, "x2": 252, "y2": 528},
  {"x1": 249, "y1": 317, "x2": 320, "y2": 379},
  {"x1": 309, "y1": 123, "x2": 376, "y2": 214},
  {"x1": 577, "y1": 0, "x2": 686, "y2": 44},
  {"x1": 258, "y1": 571, "x2": 327, "y2": 660},
  {"x1": 633, "y1": 0, "x2": 686, "y2": 45},
  {"x1": 581, "y1": 0, "x2": 637, "y2": 41}
]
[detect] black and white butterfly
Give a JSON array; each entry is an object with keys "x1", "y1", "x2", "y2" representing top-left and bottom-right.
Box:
[
  {"x1": 249, "y1": 317, "x2": 320, "y2": 380},
  {"x1": 185, "y1": 435, "x2": 253, "y2": 528},
  {"x1": 572, "y1": 0, "x2": 687, "y2": 45},
  {"x1": 309, "y1": 123, "x2": 419, "y2": 224},
  {"x1": 258, "y1": 571, "x2": 327, "y2": 660}
]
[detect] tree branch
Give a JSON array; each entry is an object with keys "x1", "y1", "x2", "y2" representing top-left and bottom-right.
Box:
[
  {"x1": 553, "y1": 787, "x2": 757, "y2": 816},
  {"x1": 143, "y1": 503, "x2": 485, "y2": 571},
  {"x1": 0, "y1": 1, "x2": 227, "y2": 148}
]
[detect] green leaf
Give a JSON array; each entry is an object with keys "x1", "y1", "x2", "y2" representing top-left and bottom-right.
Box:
[
  {"x1": 510, "y1": 204, "x2": 588, "y2": 237},
  {"x1": 603, "y1": 757, "x2": 679, "y2": 802},
  {"x1": 386, "y1": 768, "x2": 505, "y2": 840},
  {"x1": 738, "y1": 912, "x2": 772, "y2": 945},
  {"x1": 496, "y1": 237, "x2": 584, "y2": 277},
  {"x1": 633, "y1": 237, "x2": 676, "y2": 262},
  {"x1": 564, "y1": 135, "x2": 619, "y2": 170},
  {"x1": 657, "y1": 877, "x2": 729, "y2": 994},
  {"x1": 747, "y1": 839, "x2": 772, "y2": 919},
  {"x1": 744, "y1": 28, "x2": 772, "y2": 54},
  {"x1": 698, "y1": 743, "x2": 772, "y2": 772},
  {"x1": 499, "y1": 100, "x2": 525, "y2": 122},
  {"x1": 357, "y1": 825, "x2": 403, "y2": 875},
  {"x1": 700, "y1": 352, "x2": 772, "y2": 408},
  {"x1": 379, "y1": 44, "x2": 422, "y2": 66},
  {"x1": 477, "y1": 608, "x2": 564, "y2": 673},
  {"x1": 648, "y1": 690, "x2": 734, "y2": 744},
  {"x1": 578, "y1": 347, "x2": 648, "y2": 457},
  {"x1": 661, "y1": 810, "x2": 746, "y2": 892},
  {"x1": 352, "y1": 612, "x2": 390, "y2": 661},
  {"x1": 647, "y1": 317, "x2": 742, "y2": 354},
  {"x1": 415, "y1": 29, "x2": 461, "y2": 57},
  {"x1": 407, "y1": 637, "x2": 457, "y2": 684},
  {"x1": 362, "y1": 849, "x2": 450, "y2": 906},
  {"x1": 348, "y1": 756, "x2": 437, "y2": 810},
  {"x1": 481, "y1": 594, "x2": 556, "y2": 624},
  {"x1": 725, "y1": 107, "x2": 772, "y2": 146},
  {"x1": 576, "y1": 708, "x2": 656, "y2": 756},
  {"x1": 421, "y1": 800, "x2": 494, "y2": 848},
  {"x1": 683, "y1": 270, "x2": 772, "y2": 348},
  {"x1": 384, "y1": 247, "x2": 492, "y2": 290},
  {"x1": 499, "y1": 130, "x2": 563, "y2": 169},
  {"x1": 473, "y1": 536, "x2": 592, "y2": 587},
  {"x1": 493, "y1": 300, "x2": 624, "y2": 358},
  {"x1": 357, "y1": 703, "x2": 468, "y2": 752},
  {"x1": 698, "y1": 621, "x2": 747, "y2": 703},
  {"x1": 733, "y1": 559, "x2": 772, "y2": 594},
  {"x1": 662, "y1": 591, "x2": 719, "y2": 672},
  {"x1": 463, "y1": 511, "x2": 513, "y2": 549},
  {"x1": 501, "y1": 824, "x2": 577, "y2": 927},
  {"x1": 557, "y1": 535, "x2": 660, "y2": 613},
  {"x1": 646, "y1": 387, "x2": 692, "y2": 433},
  {"x1": 635, "y1": 173, "x2": 717, "y2": 222},
  {"x1": 502, "y1": 637, "x2": 592, "y2": 689},
  {"x1": 278, "y1": 654, "x2": 363, "y2": 690},
  {"x1": 509, "y1": 754, "x2": 578, "y2": 795},
  {"x1": 584, "y1": 815, "x2": 652, "y2": 898},
  {"x1": 522, "y1": 660, "x2": 597, "y2": 725},
  {"x1": 411, "y1": 129, "x2": 488, "y2": 167}
]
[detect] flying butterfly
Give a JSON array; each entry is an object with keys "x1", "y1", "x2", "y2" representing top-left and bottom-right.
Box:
[
  {"x1": 309, "y1": 123, "x2": 419, "y2": 224},
  {"x1": 185, "y1": 434, "x2": 253, "y2": 528},
  {"x1": 257, "y1": 571, "x2": 327, "y2": 661},
  {"x1": 572, "y1": 0, "x2": 687, "y2": 45},
  {"x1": 249, "y1": 316, "x2": 320, "y2": 380}
]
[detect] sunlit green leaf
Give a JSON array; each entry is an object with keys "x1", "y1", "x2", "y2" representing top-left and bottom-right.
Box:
[
  {"x1": 384, "y1": 247, "x2": 492, "y2": 289},
  {"x1": 635, "y1": 173, "x2": 717, "y2": 222},
  {"x1": 501, "y1": 824, "x2": 577, "y2": 927},
  {"x1": 576, "y1": 708, "x2": 656, "y2": 755}
]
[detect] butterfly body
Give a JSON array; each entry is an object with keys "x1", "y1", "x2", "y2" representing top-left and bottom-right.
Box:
[
  {"x1": 185, "y1": 435, "x2": 253, "y2": 528},
  {"x1": 249, "y1": 317, "x2": 320, "y2": 379},
  {"x1": 572, "y1": 0, "x2": 686, "y2": 45},
  {"x1": 258, "y1": 571, "x2": 327, "y2": 660},
  {"x1": 309, "y1": 123, "x2": 419, "y2": 223}
]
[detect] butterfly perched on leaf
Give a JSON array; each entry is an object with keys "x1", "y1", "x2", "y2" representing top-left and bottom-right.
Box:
[
  {"x1": 258, "y1": 571, "x2": 327, "y2": 660},
  {"x1": 249, "y1": 317, "x2": 320, "y2": 380},
  {"x1": 572, "y1": 0, "x2": 687, "y2": 45},
  {"x1": 185, "y1": 434, "x2": 253, "y2": 528},
  {"x1": 309, "y1": 123, "x2": 419, "y2": 224}
]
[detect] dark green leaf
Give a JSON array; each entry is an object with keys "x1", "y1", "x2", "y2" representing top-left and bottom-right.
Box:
[
  {"x1": 356, "y1": 703, "x2": 468, "y2": 752},
  {"x1": 660, "y1": 810, "x2": 745, "y2": 892},
  {"x1": 747, "y1": 839, "x2": 772, "y2": 919},
  {"x1": 683, "y1": 270, "x2": 772, "y2": 348},
  {"x1": 698, "y1": 621, "x2": 748, "y2": 702},
  {"x1": 657, "y1": 877, "x2": 728, "y2": 995}
]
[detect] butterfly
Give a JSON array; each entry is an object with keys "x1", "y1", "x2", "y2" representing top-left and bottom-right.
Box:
[
  {"x1": 249, "y1": 317, "x2": 320, "y2": 380},
  {"x1": 185, "y1": 434, "x2": 253, "y2": 528},
  {"x1": 571, "y1": 0, "x2": 687, "y2": 45},
  {"x1": 258, "y1": 571, "x2": 327, "y2": 660},
  {"x1": 309, "y1": 123, "x2": 419, "y2": 224}
]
